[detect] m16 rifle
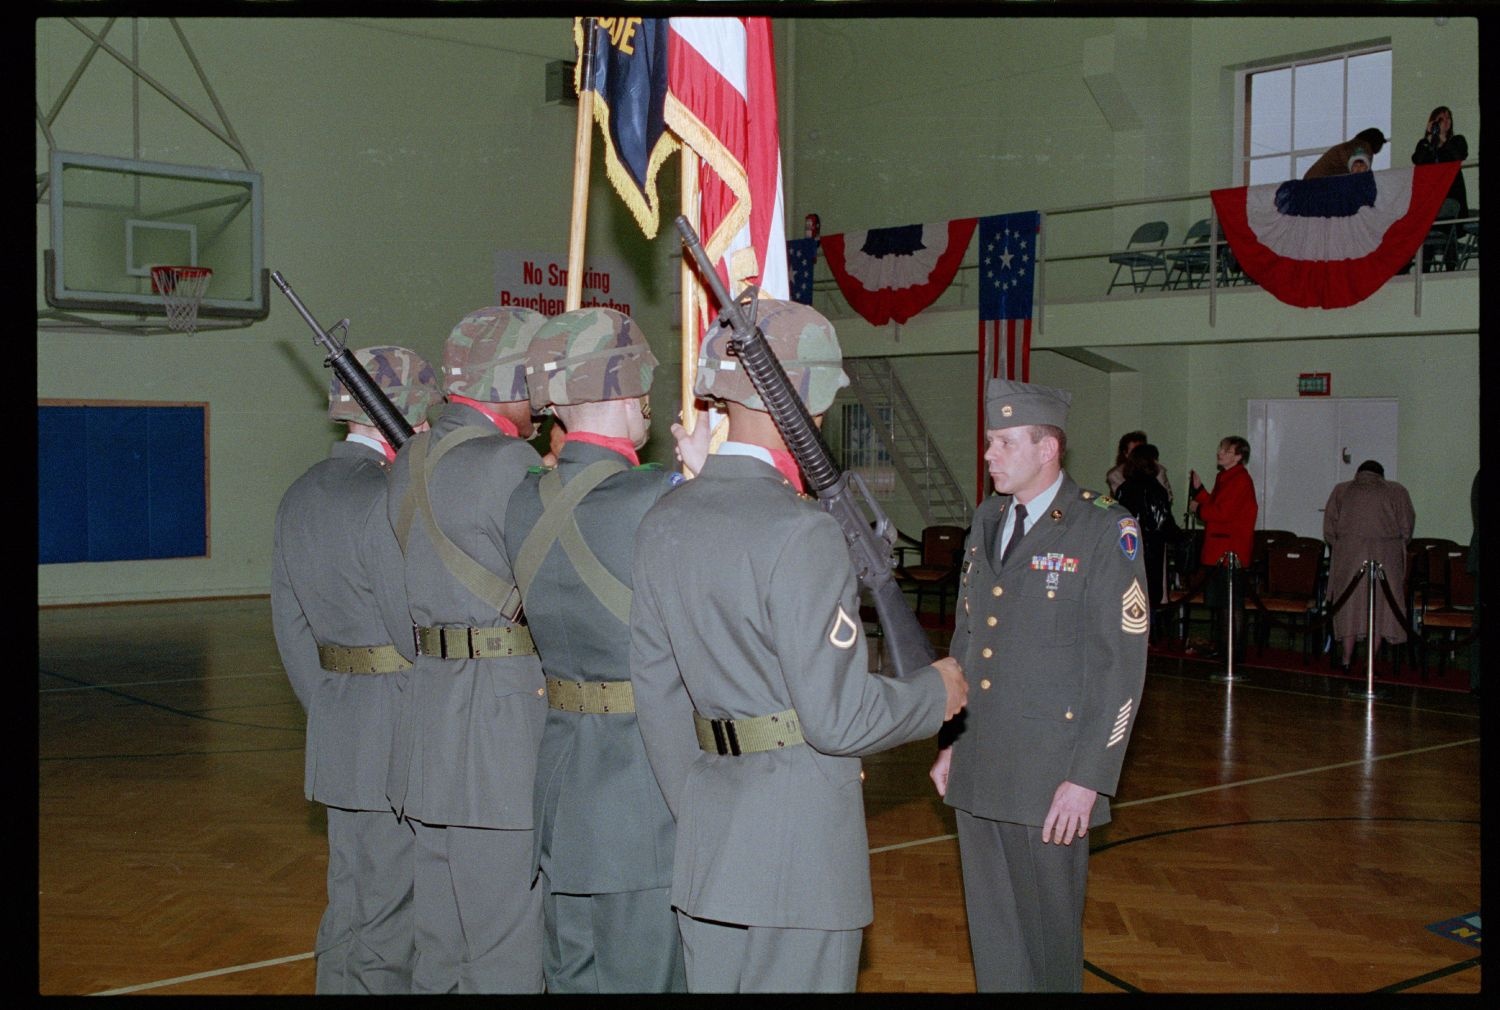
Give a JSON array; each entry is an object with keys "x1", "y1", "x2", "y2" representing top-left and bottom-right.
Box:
[
  {"x1": 272, "y1": 271, "x2": 415, "y2": 449},
  {"x1": 674, "y1": 216, "x2": 938, "y2": 677}
]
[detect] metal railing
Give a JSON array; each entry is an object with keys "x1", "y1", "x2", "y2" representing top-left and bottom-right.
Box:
[{"x1": 804, "y1": 160, "x2": 1479, "y2": 328}]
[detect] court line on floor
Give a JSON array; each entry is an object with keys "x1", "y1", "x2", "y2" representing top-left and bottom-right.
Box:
[
  {"x1": 39, "y1": 670, "x2": 286, "y2": 694},
  {"x1": 867, "y1": 735, "x2": 1477, "y2": 854},
  {"x1": 91, "y1": 952, "x2": 314, "y2": 996},
  {"x1": 87, "y1": 738, "x2": 1479, "y2": 991},
  {"x1": 37, "y1": 667, "x2": 301, "y2": 734}
]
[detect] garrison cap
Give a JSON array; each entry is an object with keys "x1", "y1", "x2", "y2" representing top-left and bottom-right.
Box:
[
  {"x1": 695, "y1": 298, "x2": 849, "y2": 415},
  {"x1": 984, "y1": 378, "x2": 1072, "y2": 431},
  {"x1": 328, "y1": 345, "x2": 441, "y2": 427},
  {"x1": 524, "y1": 308, "x2": 658, "y2": 411},
  {"x1": 442, "y1": 306, "x2": 547, "y2": 404}
]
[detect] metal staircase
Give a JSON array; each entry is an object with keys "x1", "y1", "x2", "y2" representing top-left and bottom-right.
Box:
[{"x1": 843, "y1": 357, "x2": 973, "y2": 529}]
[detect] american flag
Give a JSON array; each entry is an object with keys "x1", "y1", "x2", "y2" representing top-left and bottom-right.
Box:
[
  {"x1": 787, "y1": 236, "x2": 818, "y2": 305},
  {"x1": 665, "y1": 15, "x2": 789, "y2": 323},
  {"x1": 977, "y1": 211, "x2": 1040, "y2": 501}
]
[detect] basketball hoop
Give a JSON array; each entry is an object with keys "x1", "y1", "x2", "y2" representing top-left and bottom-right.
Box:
[{"x1": 150, "y1": 265, "x2": 213, "y2": 333}]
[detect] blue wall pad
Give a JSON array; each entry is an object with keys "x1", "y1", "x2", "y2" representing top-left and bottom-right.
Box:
[{"x1": 38, "y1": 404, "x2": 207, "y2": 563}]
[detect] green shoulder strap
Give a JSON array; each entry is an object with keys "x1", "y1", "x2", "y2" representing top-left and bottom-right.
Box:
[
  {"x1": 512, "y1": 458, "x2": 633, "y2": 626},
  {"x1": 398, "y1": 425, "x2": 522, "y2": 617}
]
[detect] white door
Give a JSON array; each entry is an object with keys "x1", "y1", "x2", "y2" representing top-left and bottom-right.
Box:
[{"x1": 1246, "y1": 398, "x2": 1398, "y2": 538}]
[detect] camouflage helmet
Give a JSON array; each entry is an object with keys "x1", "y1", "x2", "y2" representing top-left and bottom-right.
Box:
[
  {"x1": 694, "y1": 298, "x2": 849, "y2": 414},
  {"x1": 328, "y1": 345, "x2": 441, "y2": 427},
  {"x1": 524, "y1": 308, "x2": 658, "y2": 410},
  {"x1": 442, "y1": 306, "x2": 548, "y2": 404}
]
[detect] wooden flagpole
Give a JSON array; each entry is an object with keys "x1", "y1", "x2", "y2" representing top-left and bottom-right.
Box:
[
  {"x1": 565, "y1": 18, "x2": 598, "y2": 312},
  {"x1": 679, "y1": 149, "x2": 700, "y2": 436}
]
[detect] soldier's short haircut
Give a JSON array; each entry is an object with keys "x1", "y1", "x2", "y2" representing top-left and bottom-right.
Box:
[
  {"x1": 1029, "y1": 423, "x2": 1068, "y2": 458},
  {"x1": 1220, "y1": 435, "x2": 1251, "y2": 463}
]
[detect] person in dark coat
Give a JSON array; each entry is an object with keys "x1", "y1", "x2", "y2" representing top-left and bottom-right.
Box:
[
  {"x1": 1411, "y1": 105, "x2": 1470, "y2": 269},
  {"x1": 1115, "y1": 442, "x2": 1178, "y2": 619}
]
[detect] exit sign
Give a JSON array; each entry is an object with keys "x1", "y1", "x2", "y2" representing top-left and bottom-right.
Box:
[{"x1": 1298, "y1": 372, "x2": 1331, "y2": 396}]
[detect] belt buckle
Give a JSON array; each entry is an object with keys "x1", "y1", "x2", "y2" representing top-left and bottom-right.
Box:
[
  {"x1": 710, "y1": 719, "x2": 727, "y2": 756},
  {"x1": 412, "y1": 625, "x2": 421, "y2": 657},
  {"x1": 725, "y1": 720, "x2": 742, "y2": 756},
  {"x1": 467, "y1": 626, "x2": 479, "y2": 658}
]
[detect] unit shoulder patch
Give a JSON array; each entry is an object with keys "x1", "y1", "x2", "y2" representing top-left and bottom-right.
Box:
[{"x1": 1117, "y1": 516, "x2": 1140, "y2": 561}]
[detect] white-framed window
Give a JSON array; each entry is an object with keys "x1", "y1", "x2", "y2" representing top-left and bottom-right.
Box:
[{"x1": 1236, "y1": 45, "x2": 1392, "y2": 185}]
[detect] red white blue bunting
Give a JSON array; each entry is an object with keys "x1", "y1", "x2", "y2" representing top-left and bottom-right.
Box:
[
  {"x1": 1210, "y1": 162, "x2": 1461, "y2": 309},
  {"x1": 819, "y1": 219, "x2": 978, "y2": 326}
]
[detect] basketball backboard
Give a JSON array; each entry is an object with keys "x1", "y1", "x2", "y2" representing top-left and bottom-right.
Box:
[{"x1": 44, "y1": 150, "x2": 267, "y2": 320}]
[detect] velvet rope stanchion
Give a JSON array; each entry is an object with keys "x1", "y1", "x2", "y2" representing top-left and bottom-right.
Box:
[
  {"x1": 1349, "y1": 561, "x2": 1388, "y2": 700},
  {"x1": 1209, "y1": 553, "x2": 1243, "y2": 684}
]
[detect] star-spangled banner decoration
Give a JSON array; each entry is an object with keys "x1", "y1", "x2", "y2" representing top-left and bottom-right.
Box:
[{"x1": 976, "y1": 210, "x2": 1041, "y2": 502}]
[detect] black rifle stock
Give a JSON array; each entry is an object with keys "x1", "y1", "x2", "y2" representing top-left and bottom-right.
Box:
[
  {"x1": 272, "y1": 271, "x2": 415, "y2": 449},
  {"x1": 674, "y1": 215, "x2": 938, "y2": 677}
]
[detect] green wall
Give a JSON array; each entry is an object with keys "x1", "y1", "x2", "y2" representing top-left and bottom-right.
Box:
[{"x1": 37, "y1": 15, "x2": 1480, "y2": 604}]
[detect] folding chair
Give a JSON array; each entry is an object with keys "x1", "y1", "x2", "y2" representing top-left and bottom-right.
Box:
[{"x1": 1107, "y1": 221, "x2": 1169, "y2": 293}]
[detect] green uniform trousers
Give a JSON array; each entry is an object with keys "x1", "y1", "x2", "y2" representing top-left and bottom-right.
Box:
[
  {"x1": 540, "y1": 874, "x2": 683, "y2": 992},
  {"x1": 956, "y1": 809, "x2": 1090, "y2": 992},
  {"x1": 410, "y1": 820, "x2": 542, "y2": 993},
  {"x1": 676, "y1": 911, "x2": 862, "y2": 992},
  {"x1": 315, "y1": 806, "x2": 414, "y2": 994}
]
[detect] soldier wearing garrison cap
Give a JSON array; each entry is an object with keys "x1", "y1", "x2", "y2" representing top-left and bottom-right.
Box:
[
  {"x1": 500, "y1": 308, "x2": 685, "y2": 992},
  {"x1": 630, "y1": 297, "x2": 967, "y2": 993},
  {"x1": 384, "y1": 307, "x2": 550, "y2": 993},
  {"x1": 271, "y1": 345, "x2": 440, "y2": 993},
  {"x1": 930, "y1": 377, "x2": 1147, "y2": 992}
]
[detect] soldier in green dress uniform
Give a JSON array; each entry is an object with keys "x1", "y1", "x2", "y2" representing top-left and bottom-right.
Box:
[
  {"x1": 630, "y1": 298, "x2": 968, "y2": 992},
  {"x1": 930, "y1": 378, "x2": 1147, "y2": 992},
  {"x1": 271, "y1": 346, "x2": 440, "y2": 993},
  {"x1": 384, "y1": 307, "x2": 550, "y2": 993},
  {"x1": 502, "y1": 307, "x2": 685, "y2": 992}
]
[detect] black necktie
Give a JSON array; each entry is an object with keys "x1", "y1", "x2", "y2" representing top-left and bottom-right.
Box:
[{"x1": 998, "y1": 502, "x2": 1028, "y2": 568}]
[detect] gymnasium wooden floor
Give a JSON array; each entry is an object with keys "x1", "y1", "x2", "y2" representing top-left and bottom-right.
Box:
[{"x1": 37, "y1": 597, "x2": 1483, "y2": 995}]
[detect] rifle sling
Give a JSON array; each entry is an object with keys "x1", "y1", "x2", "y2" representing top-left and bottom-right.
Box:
[
  {"x1": 513, "y1": 459, "x2": 632, "y2": 627},
  {"x1": 397, "y1": 426, "x2": 523, "y2": 619}
]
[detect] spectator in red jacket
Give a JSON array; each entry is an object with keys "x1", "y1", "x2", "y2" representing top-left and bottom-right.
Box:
[{"x1": 1188, "y1": 436, "x2": 1257, "y2": 659}]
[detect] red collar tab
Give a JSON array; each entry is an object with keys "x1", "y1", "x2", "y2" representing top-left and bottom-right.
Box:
[
  {"x1": 768, "y1": 449, "x2": 805, "y2": 493},
  {"x1": 565, "y1": 431, "x2": 640, "y2": 467},
  {"x1": 450, "y1": 396, "x2": 520, "y2": 437}
]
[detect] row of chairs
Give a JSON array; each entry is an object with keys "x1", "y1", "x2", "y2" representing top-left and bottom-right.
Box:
[
  {"x1": 1168, "y1": 530, "x2": 1476, "y2": 678},
  {"x1": 889, "y1": 523, "x2": 1475, "y2": 682},
  {"x1": 1107, "y1": 219, "x2": 1255, "y2": 294},
  {"x1": 1108, "y1": 208, "x2": 1480, "y2": 294}
]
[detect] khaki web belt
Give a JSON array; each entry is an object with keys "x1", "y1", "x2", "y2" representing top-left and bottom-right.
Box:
[
  {"x1": 693, "y1": 709, "x2": 805, "y2": 756},
  {"x1": 513, "y1": 459, "x2": 632, "y2": 626},
  {"x1": 413, "y1": 624, "x2": 536, "y2": 660},
  {"x1": 317, "y1": 643, "x2": 412, "y2": 675},
  {"x1": 545, "y1": 676, "x2": 635, "y2": 714},
  {"x1": 394, "y1": 427, "x2": 524, "y2": 622}
]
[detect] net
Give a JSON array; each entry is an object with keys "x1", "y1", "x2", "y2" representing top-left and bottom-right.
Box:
[{"x1": 150, "y1": 266, "x2": 214, "y2": 333}]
